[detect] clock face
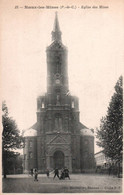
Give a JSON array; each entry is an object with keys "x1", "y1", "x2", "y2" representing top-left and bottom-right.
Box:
[{"x1": 55, "y1": 79, "x2": 60, "y2": 84}]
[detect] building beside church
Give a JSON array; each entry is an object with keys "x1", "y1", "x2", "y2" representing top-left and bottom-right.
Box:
[{"x1": 23, "y1": 13, "x2": 95, "y2": 173}]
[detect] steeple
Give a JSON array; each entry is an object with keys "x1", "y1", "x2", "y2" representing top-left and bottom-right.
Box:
[{"x1": 52, "y1": 12, "x2": 62, "y2": 42}]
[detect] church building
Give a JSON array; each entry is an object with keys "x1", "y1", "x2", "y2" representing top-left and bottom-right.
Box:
[{"x1": 23, "y1": 13, "x2": 95, "y2": 173}]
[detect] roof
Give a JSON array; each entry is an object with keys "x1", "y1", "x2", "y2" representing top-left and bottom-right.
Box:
[
  {"x1": 95, "y1": 150, "x2": 104, "y2": 155},
  {"x1": 78, "y1": 122, "x2": 88, "y2": 130},
  {"x1": 23, "y1": 128, "x2": 37, "y2": 137},
  {"x1": 47, "y1": 41, "x2": 67, "y2": 51},
  {"x1": 29, "y1": 122, "x2": 38, "y2": 130},
  {"x1": 80, "y1": 128, "x2": 94, "y2": 137}
]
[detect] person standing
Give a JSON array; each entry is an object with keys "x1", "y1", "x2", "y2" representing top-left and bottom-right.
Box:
[
  {"x1": 34, "y1": 169, "x2": 38, "y2": 181},
  {"x1": 30, "y1": 169, "x2": 33, "y2": 176},
  {"x1": 46, "y1": 169, "x2": 49, "y2": 178},
  {"x1": 53, "y1": 168, "x2": 59, "y2": 179},
  {"x1": 108, "y1": 165, "x2": 112, "y2": 175},
  {"x1": 60, "y1": 168, "x2": 65, "y2": 180},
  {"x1": 64, "y1": 168, "x2": 70, "y2": 179}
]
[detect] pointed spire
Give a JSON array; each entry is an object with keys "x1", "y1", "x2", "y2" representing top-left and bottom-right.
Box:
[
  {"x1": 54, "y1": 12, "x2": 60, "y2": 32},
  {"x1": 52, "y1": 12, "x2": 62, "y2": 42}
]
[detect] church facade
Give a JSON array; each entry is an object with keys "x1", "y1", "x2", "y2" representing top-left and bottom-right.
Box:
[{"x1": 23, "y1": 13, "x2": 95, "y2": 173}]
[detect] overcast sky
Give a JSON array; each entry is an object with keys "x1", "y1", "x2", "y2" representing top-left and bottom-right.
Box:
[{"x1": 1, "y1": 0, "x2": 124, "y2": 153}]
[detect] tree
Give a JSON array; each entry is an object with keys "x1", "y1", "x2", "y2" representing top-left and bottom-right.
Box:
[
  {"x1": 96, "y1": 76, "x2": 123, "y2": 176},
  {"x1": 4, "y1": 154, "x2": 23, "y2": 174},
  {"x1": 2, "y1": 101, "x2": 24, "y2": 178}
]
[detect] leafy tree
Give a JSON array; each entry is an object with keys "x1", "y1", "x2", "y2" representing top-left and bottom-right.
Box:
[
  {"x1": 2, "y1": 101, "x2": 24, "y2": 178},
  {"x1": 4, "y1": 154, "x2": 23, "y2": 174},
  {"x1": 96, "y1": 76, "x2": 123, "y2": 175}
]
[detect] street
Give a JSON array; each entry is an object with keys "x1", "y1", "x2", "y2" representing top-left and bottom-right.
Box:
[{"x1": 2, "y1": 173, "x2": 122, "y2": 193}]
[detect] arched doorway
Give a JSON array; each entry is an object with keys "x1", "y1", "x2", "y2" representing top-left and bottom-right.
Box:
[{"x1": 53, "y1": 151, "x2": 64, "y2": 169}]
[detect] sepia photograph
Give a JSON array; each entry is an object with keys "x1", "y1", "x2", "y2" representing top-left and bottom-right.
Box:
[{"x1": 1, "y1": 0, "x2": 123, "y2": 193}]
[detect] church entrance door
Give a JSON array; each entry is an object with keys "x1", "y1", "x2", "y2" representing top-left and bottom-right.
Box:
[{"x1": 53, "y1": 151, "x2": 64, "y2": 169}]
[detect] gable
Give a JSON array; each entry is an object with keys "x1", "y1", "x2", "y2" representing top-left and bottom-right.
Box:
[{"x1": 48, "y1": 134, "x2": 68, "y2": 144}]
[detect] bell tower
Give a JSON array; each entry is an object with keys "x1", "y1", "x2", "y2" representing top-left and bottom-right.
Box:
[
  {"x1": 37, "y1": 12, "x2": 79, "y2": 134},
  {"x1": 46, "y1": 12, "x2": 69, "y2": 107}
]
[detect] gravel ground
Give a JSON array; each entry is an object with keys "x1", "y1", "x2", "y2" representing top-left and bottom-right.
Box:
[{"x1": 2, "y1": 173, "x2": 122, "y2": 193}]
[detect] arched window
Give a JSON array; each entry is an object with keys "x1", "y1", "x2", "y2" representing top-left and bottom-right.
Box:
[
  {"x1": 55, "y1": 89, "x2": 61, "y2": 105},
  {"x1": 55, "y1": 64, "x2": 61, "y2": 74},
  {"x1": 29, "y1": 141, "x2": 32, "y2": 147},
  {"x1": 29, "y1": 152, "x2": 33, "y2": 159},
  {"x1": 64, "y1": 117, "x2": 68, "y2": 132},
  {"x1": 72, "y1": 100, "x2": 74, "y2": 108},
  {"x1": 42, "y1": 101, "x2": 44, "y2": 108},
  {"x1": 54, "y1": 113, "x2": 62, "y2": 131},
  {"x1": 58, "y1": 63, "x2": 61, "y2": 74},
  {"x1": 55, "y1": 54, "x2": 61, "y2": 74}
]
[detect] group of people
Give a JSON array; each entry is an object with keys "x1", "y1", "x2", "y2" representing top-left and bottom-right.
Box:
[
  {"x1": 53, "y1": 167, "x2": 70, "y2": 180},
  {"x1": 30, "y1": 167, "x2": 70, "y2": 181},
  {"x1": 30, "y1": 168, "x2": 38, "y2": 181}
]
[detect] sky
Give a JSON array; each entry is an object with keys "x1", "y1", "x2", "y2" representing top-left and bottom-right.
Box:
[{"x1": 1, "y1": 0, "x2": 124, "y2": 153}]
